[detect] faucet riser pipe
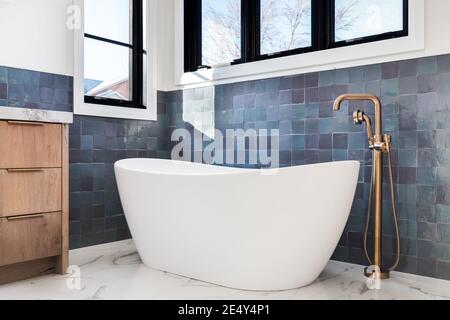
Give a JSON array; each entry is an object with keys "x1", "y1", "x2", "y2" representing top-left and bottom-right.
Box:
[{"x1": 373, "y1": 150, "x2": 383, "y2": 269}]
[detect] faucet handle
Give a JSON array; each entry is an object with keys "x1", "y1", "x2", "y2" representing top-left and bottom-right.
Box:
[{"x1": 353, "y1": 110, "x2": 365, "y2": 124}]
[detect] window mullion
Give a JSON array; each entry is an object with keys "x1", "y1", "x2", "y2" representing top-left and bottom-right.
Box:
[
  {"x1": 312, "y1": 0, "x2": 331, "y2": 51},
  {"x1": 326, "y1": 0, "x2": 334, "y2": 49},
  {"x1": 84, "y1": 33, "x2": 133, "y2": 48},
  {"x1": 184, "y1": 0, "x2": 201, "y2": 72},
  {"x1": 241, "y1": 0, "x2": 259, "y2": 63},
  {"x1": 132, "y1": 0, "x2": 144, "y2": 108}
]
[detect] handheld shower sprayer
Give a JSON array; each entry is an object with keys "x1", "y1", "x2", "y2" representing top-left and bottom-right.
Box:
[{"x1": 334, "y1": 94, "x2": 401, "y2": 280}]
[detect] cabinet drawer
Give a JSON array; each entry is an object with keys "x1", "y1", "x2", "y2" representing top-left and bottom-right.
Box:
[
  {"x1": 0, "y1": 168, "x2": 61, "y2": 217},
  {"x1": 0, "y1": 212, "x2": 62, "y2": 267},
  {"x1": 0, "y1": 121, "x2": 61, "y2": 169}
]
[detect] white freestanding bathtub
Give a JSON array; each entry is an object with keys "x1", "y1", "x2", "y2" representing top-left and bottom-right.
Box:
[{"x1": 115, "y1": 159, "x2": 360, "y2": 291}]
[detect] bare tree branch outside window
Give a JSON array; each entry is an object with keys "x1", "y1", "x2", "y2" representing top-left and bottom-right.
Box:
[
  {"x1": 335, "y1": 0, "x2": 360, "y2": 41},
  {"x1": 335, "y1": 0, "x2": 404, "y2": 42},
  {"x1": 261, "y1": 0, "x2": 311, "y2": 55},
  {"x1": 202, "y1": 0, "x2": 241, "y2": 66},
  {"x1": 201, "y1": 0, "x2": 360, "y2": 66}
]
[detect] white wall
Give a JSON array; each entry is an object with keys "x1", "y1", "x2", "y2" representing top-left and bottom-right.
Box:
[
  {"x1": 421, "y1": 0, "x2": 450, "y2": 56},
  {"x1": 0, "y1": 0, "x2": 74, "y2": 76},
  {"x1": 159, "y1": 0, "x2": 450, "y2": 90}
]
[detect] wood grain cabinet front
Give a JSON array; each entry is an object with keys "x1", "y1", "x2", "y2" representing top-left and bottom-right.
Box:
[
  {"x1": 0, "y1": 168, "x2": 62, "y2": 217},
  {"x1": 0, "y1": 212, "x2": 62, "y2": 267},
  {"x1": 0, "y1": 121, "x2": 62, "y2": 169},
  {"x1": 0, "y1": 120, "x2": 69, "y2": 284}
]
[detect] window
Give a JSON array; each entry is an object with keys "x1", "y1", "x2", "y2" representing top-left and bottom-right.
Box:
[
  {"x1": 260, "y1": 0, "x2": 312, "y2": 56},
  {"x1": 201, "y1": 0, "x2": 241, "y2": 66},
  {"x1": 84, "y1": 0, "x2": 145, "y2": 109},
  {"x1": 184, "y1": 0, "x2": 408, "y2": 72},
  {"x1": 332, "y1": 0, "x2": 407, "y2": 45}
]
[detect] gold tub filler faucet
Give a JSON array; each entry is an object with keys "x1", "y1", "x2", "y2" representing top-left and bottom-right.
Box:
[{"x1": 334, "y1": 94, "x2": 400, "y2": 280}]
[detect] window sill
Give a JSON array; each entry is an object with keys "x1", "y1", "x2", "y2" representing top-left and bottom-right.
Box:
[
  {"x1": 175, "y1": 0, "x2": 425, "y2": 88},
  {"x1": 178, "y1": 34, "x2": 424, "y2": 88},
  {"x1": 73, "y1": 101, "x2": 157, "y2": 121}
]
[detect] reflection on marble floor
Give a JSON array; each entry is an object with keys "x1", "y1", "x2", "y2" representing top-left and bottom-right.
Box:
[{"x1": 1, "y1": 240, "x2": 450, "y2": 300}]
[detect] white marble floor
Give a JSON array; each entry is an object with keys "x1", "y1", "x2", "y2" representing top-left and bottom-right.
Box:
[{"x1": 1, "y1": 240, "x2": 450, "y2": 300}]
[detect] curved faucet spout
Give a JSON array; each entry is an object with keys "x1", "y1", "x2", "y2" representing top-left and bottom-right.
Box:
[{"x1": 333, "y1": 94, "x2": 382, "y2": 142}]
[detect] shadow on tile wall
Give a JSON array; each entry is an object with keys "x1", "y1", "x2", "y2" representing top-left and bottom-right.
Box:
[
  {"x1": 164, "y1": 54, "x2": 450, "y2": 281},
  {"x1": 68, "y1": 93, "x2": 169, "y2": 249}
]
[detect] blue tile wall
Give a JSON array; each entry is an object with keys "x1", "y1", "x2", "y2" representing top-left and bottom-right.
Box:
[
  {"x1": 0, "y1": 65, "x2": 73, "y2": 112},
  {"x1": 164, "y1": 54, "x2": 450, "y2": 281},
  {"x1": 68, "y1": 95, "x2": 169, "y2": 249}
]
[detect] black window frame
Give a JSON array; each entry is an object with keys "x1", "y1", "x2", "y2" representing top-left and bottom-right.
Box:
[
  {"x1": 184, "y1": 0, "x2": 409, "y2": 72},
  {"x1": 84, "y1": 0, "x2": 146, "y2": 109}
]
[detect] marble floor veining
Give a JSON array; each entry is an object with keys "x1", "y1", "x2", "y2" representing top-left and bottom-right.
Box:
[{"x1": 1, "y1": 240, "x2": 450, "y2": 300}]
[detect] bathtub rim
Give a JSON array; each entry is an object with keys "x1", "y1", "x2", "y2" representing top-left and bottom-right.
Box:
[{"x1": 114, "y1": 158, "x2": 361, "y2": 177}]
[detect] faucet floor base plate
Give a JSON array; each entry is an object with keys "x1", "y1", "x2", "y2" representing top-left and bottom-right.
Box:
[{"x1": 364, "y1": 267, "x2": 390, "y2": 280}]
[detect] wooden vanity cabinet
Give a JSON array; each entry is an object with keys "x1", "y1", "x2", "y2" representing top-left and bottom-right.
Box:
[{"x1": 0, "y1": 120, "x2": 69, "y2": 284}]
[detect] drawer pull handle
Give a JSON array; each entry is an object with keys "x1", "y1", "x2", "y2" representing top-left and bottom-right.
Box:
[
  {"x1": 7, "y1": 121, "x2": 44, "y2": 126},
  {"x1": 6, "y1": 214, "x2": 45, "y2": 221},
  {"x1": 6, "y1": 169, "x2": 44, "y2": 173}
]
